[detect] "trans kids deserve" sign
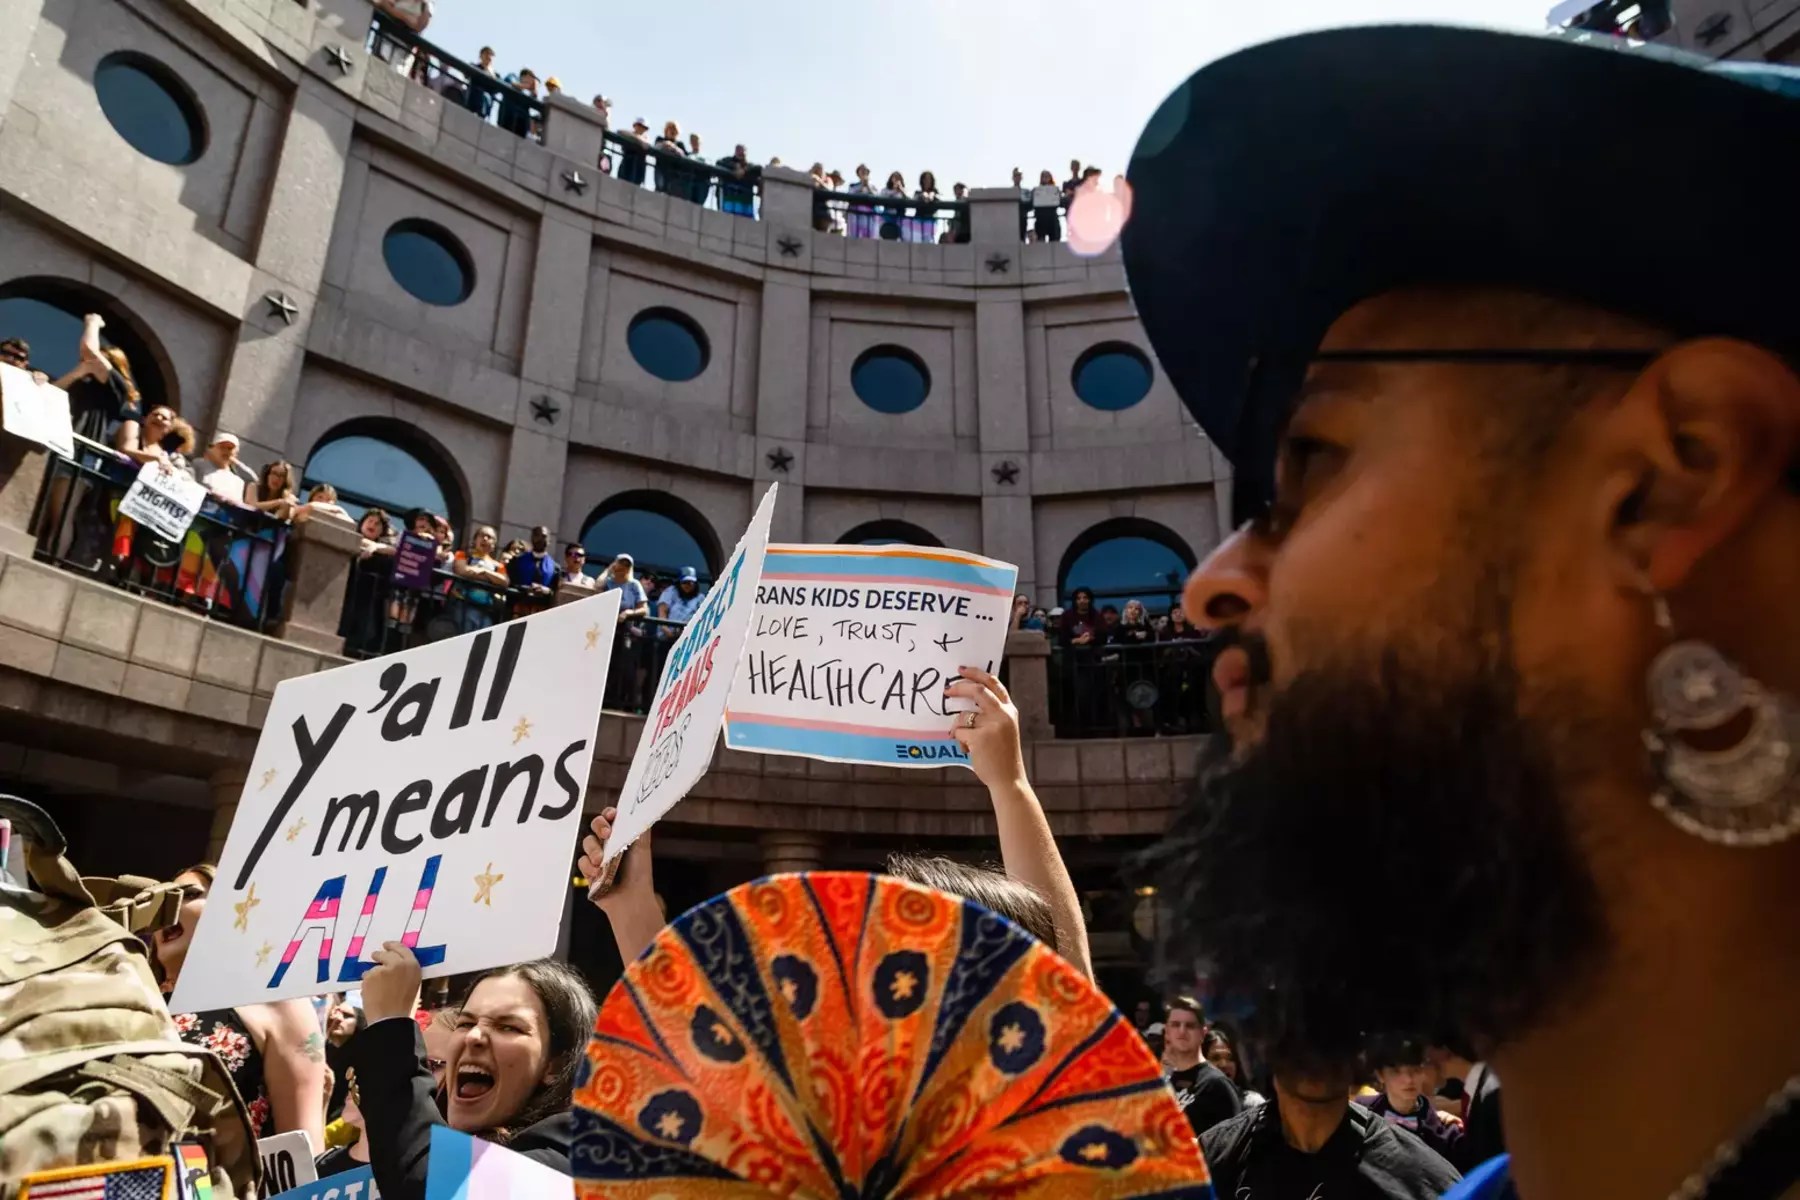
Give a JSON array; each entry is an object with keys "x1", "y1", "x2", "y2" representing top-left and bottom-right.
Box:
[{"x1": 724, "y1": 544, "x2": 1017, "y2": 768}]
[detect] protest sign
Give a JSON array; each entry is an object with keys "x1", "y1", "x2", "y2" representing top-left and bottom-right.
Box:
[
  {"x1": 268, "y1": 1166, "x2": 378, "y2": 1200},
  {"x1": 425, "y1": 1126, "x2": 571, "y2": 1200},
  {"x1": 257, "y1": 1131, "x2": 318, "y2": 1198},
  {"x1": 0, "y1": 363, "x2": 75, "y2": 459},
  {"x1": 724, "y1": 544, "x2": 1018, "y2": 767},
  {"x1": 169, "y1": 589, "x2": 623, "y2": 1012},
  {"x1": 598, "y1": 483, "x2": 776, "y2": 873},
  {"x1": 391, "y1": 532, "x2": 439, "y2": 590},
  {"x1": 118, "y1": 459, "x2": 209, "y2": 542}
]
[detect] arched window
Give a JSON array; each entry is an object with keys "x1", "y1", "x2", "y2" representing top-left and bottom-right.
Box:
[
  {"x1": 301, "y1": 419, "x2": 465, "y2": 533},
  {"x1": 579, "y1": 491, "x2": 721, "y2": 583},
  {"x1": 837, "y1": 519, "x2": 943, "y2": 548},
  {"x1": 1057, "y1": 518, "x2": 1196, "y2": 614},
  {"x1": 0, "y1": 277, "x2": 175, "y2": 415}
]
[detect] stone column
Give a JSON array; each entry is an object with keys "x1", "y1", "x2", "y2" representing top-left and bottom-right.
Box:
[
  {"x1": 215, "y1": 76, "x2": 358, "y2": 464},
  {"x1": 1005, "y1": 631, "x2": 1052, "y2": 742},
  {"x1": 972, "y1": 285, "x2": 1035, "y2": 590},
  {"x1": 539, "y1": 94, "x2": 608, "y2": 170},
  {"x1": 760, "y1": 831, "x2": 824, "y2": 875},
  {"x1": 272, "y1": 512, "x2": 362, "y2": 654},
  {"x1": 499, "y1": 211, "x2": 587, "y2": 543},
  {"x1": 969, "y1": 187, "x2": 1026, "y2": 247},
  {"x1": 0, "y1": 434, "x2": 47, "y2": 558},
  {"x1": 753, "y1": 268, "x2": 810, "y2": 544},
  {"x1": 206, "y1": 765, "x2": 249, "y2": 862}
]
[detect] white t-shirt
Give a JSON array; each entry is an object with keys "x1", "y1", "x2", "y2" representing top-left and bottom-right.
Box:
[{"x1": 198, "y1": 462, "x2": 245, "y2": 503}]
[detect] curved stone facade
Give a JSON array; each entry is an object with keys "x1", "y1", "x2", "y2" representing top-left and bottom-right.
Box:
[{"x1": 0, "y1": 0, "x2": 1217, "y2": 994}]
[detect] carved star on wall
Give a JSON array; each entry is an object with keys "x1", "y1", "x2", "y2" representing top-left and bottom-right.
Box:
[
  {"x1": 561, "y1": 169, "x2": 588, "y2": 194},
  {"x1": 767, "y1": 447, "x2": 794, "y2": 473},
  {"x1": 264, "y1": 292, "x2": 299, "y2": 326},
  {"x1": 530, "y1": 395, "x2": 560, "y2": 424},
  {"x1": 776, "y1": 235, "x2": 803, "y2": 258},
  {"x1": 992, "y1": 460, "x2": 1020, "y2": 485},
  {"x1": 1695, "y1": 11, "x2": 1731, "y2": 45},
  {"x1": 985, "y1": 253, "x2": 1011, "y2": 275},
  {"x1": 324, "y1": 44, "x2": 354, "y2": 74}
]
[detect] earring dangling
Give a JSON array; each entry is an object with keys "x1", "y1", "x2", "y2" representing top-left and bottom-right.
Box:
[{"x1": 1642, "y1": 594, "x2": 1800, "y2": 846}]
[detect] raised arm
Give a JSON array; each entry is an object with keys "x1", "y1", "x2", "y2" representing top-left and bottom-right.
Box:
[
  {"x1": 946, "y1": 666, "x2": 1094, "y2": 979},
  {"x1": 579, "y1": 807, "x2": 665, "y2": 964}
]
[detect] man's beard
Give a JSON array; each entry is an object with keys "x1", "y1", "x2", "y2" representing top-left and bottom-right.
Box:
[{"x1": 1160, "y1": 638, "x2": 1606, "y2": 1059}]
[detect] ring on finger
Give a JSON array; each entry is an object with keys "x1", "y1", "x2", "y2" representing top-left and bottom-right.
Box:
[{"x1": 963, "y1": 711, "x2": 977, "y2": 729}]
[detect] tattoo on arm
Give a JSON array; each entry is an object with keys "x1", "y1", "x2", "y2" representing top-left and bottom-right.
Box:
[{"x1": 301, "y1": 1031, "x2": 325, "y2": 1063}]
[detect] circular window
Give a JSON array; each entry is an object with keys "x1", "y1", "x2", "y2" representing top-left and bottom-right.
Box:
[
  {"x1": 94, "y1": 52, "x2": 205, "y2": 166},
  {"x1": 851, "y1": 346, "x2": 930, "y2": 415},
  {"x1": 627, "y1": 308, "x2": 710, "y2": 382},
  {"x1": 382, "y1": 220, "x2": 475, "y2": 306},
  {"x1": 1072, "y1": 343, "x2": 1154, "y2": 411}
]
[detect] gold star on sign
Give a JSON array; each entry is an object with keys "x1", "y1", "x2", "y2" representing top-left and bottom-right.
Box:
[
  {"x1": 780, "y1": 977, "x2": 799, "y2": 1004},
  {"x1": 232, "y1": 883, "x2": 260, "y2": 932},
  {"x1": 996, "y1": 1023, "x2": 1026, "y2": 1053},
  {"x1": 260, "y1": 767, "x2": 278, "y2": 790},
  {"x1": 655, "y1": 1111, "x2": 685, "y2": 1139},
  {"x1": 585, "y1": 623, "x2": 600, "y2": 650},
  {"x1": 889, "y1": 970, "x2": 918, "y2": 1001},
  {"x1": 711, "y1": 1022, "x2": 735, "y2": 1046},
  {"x1": 512, "y1": 715, "x2": 532, "y2": 744},
  {"x1": 255, "y1": 942, "x2": 273, "y2": 969},
  {"x1": 472, "y1": 863, "x2": 504, "y2": 905},
  {"x1": 1079, "y1": 1141, "x2": 1110, "y2": 1163},
  {"x1": 285, "y1": 816, "x2": 309, "y2": 842}
]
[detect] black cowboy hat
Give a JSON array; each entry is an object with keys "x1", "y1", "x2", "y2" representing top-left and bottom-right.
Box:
[{"x1": 1121, "y1": 25, "x2": 1800, "y2": 521}]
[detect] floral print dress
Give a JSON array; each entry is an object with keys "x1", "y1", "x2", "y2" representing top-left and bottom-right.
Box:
[{"x1": 173, "y1": 1008, "x2": 272, "y2": 1136}]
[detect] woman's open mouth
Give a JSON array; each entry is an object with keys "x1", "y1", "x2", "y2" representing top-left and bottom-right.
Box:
[{"x1": 453, "y1": 1066, "x2": 495, "y2": 1102}]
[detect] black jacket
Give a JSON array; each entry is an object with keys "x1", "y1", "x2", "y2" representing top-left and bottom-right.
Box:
[
  {"x1": 347, "y1": 1017, "x2": 576, "y2": 1200},
  {"x1": 1201, "y1": 1097, "x2": 1461, "y2": 1200}
]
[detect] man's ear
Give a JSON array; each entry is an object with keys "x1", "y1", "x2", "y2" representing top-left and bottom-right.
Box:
[{"x1": 1602, "y1": 338, "x2": 1800, "y2": 592}]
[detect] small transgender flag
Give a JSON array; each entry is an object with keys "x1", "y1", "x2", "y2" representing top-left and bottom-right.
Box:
[{"x1": 20, "y1": 1157, "x2": 173, "y2": 1200}]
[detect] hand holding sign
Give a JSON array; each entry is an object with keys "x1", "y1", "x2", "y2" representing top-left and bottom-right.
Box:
[
  {"x1": 945, "y1": 666, "x2": 1026, "y2": 788},
  {"x1": 361, "y1": 942, "x2": 423, "y2": 1025}
]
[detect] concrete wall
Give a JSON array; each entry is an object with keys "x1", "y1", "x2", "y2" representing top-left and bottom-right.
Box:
[{"x1": 0, "y1": 0, "x2": 1226, "y2": 601}]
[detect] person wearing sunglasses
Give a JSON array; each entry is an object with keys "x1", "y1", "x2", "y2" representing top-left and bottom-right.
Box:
[{"x1": 559, "y1": 542, "x2": 592, "y2": 589}]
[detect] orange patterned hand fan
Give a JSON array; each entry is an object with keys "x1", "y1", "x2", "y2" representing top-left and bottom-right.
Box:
[{"x1": 570, "y1": 871, "x2": 1212, "y2": 1198}]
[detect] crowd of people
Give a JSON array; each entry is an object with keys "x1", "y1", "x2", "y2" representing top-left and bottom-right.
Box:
[
  {"x1": 362, "y1": 5, "x2": 1096, "y2": 244},
  {"x1": 1010, "y1": 589, "x2": 1216, "y2": 737},
  {"x1": 44, "y1": 652, "x2": 1504, "y2": 1199}
]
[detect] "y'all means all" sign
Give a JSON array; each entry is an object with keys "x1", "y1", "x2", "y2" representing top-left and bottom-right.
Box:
[{"x1": 171, "y1": 590, "x2": 622, "y2": 1012}]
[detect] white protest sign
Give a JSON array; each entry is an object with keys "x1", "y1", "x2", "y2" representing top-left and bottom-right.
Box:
[
  {"x1": 599, "y1": 483, "x2": 776, "y2": 871},
  {"x1": 170, "y1": 589, "x2": 623, "y2": 1012},
  {"x1": 118, "y1": 459, "x2": 209, "y2": 542},
  {"x1": 0, "y1": 363, "x2": 75, "y2": 459},
  {"x1": 257, "y1": 1131, "x2": 319, "y2": 1198},
  {"x1": 724, "y1": 544, "x2": 1018, "y2": 768}
]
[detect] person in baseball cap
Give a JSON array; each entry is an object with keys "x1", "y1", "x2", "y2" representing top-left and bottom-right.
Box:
[{"x1": 1130, "y1": 26, "x2": 1800, "y2": 1200}]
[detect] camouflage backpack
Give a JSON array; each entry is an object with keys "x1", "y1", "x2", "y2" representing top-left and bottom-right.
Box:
[{"x1": 0, "y1": 796, "x2": 258, "y2": 1199}]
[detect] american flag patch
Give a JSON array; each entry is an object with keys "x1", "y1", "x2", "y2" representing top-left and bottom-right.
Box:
[{"x1": 19, "y1": 1157, "x2": 173, "y2": 1200}]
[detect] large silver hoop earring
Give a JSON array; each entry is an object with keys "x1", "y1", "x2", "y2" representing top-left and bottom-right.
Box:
[{"x1": 1643, "y1": 596, "x2": 1800, "y2": 846}]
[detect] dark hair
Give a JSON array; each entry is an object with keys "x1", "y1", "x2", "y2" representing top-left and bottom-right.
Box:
[
  {"x1": 261, "y1": 459, "x2": 295, "y2": 495},
  {"x1": 1202, "y1": 1027, "x2": 1233, "y2": 1057},
  {"x1": 1367, "y1": 1033, "x2": 1429, "y2": 1072},
  {"x1": 1072, "y1": 587, "x2": 1094, "y2": 603},
  {"x1": 479, "y1": 45, "x2": 495, "y2": 55},
  {"x1": 564, "y1": 542, "x2": 586, "y2": 556},
  {"x1": 1082, "y1": 166, "x2": 1102, "y2": 179},
  {"x1": 1166, "y1": 994, "x2": 1207, "y2": 1024},
  {"x1": 0, "y1": 337, "x2": 28, "y2": 360},
  {"x1": 884, "y1": 854, "x2": 1057, "y2": 949},
  {"x1": 459, "y1": 958, "x2": 597, "y2": 1142},
  {"x1": 919, "y1": 171, "x2": 937, "y2": 193},
  {"x1": 362, "y1": 507, "x2": 393, "y2": 538}
]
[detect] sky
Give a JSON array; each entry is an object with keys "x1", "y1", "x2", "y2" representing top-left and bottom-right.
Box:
[{"x1": 424, "y1": 0, "x2": 1557, "y2": 190}]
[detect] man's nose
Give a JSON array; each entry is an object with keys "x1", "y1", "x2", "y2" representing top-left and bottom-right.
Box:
[{"x1": 1183, "y1": 526, "x2": 1269, "y2": 633}]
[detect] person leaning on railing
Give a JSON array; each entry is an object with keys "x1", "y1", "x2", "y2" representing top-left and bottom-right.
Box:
[{"x1": 450, "y1": 525, "x2": 510, "y2": 634}]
